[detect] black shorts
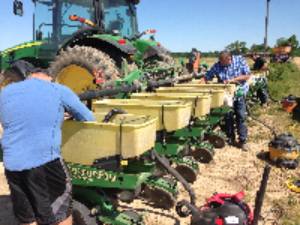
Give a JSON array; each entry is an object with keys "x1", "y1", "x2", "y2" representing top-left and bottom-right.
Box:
[{"x1": 5, "y1": 159, "x2": 72, "y2": 225}]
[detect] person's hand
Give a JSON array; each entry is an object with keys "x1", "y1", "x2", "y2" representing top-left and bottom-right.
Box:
[
  {"x1": 225, "y1": 78, "x2": 240, "y2": 84},
  {"x1": 64, "y1": 112, "x2": 73, "y2": 120},
  {"x1": 224, "y1": 78, "x2": 234, "y2": 84},
  {"x1": 198, "y1": 77, "x2": 206, "y2": 84}
]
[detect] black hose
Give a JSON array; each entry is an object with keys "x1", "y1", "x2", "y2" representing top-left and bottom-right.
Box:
[
  {"x1": 152, "y1": 150, "x2": 196, "y2": 205},
  {"x1": 102, "y1": 109, "x2": 126, "y2": 123},
  {"x1": 247, "y1": 105, "x2": 277, "y2": 137},
  {"x1": 79, "y1": 85, "x2": 139, "y2": 101},
  {"x1": 268, "y1": 94, "x2": 279, "y2": 103},
  {"x1": 248, "y1": 114, "x2": 277, "y2": 137},
  {"x1": 147, "y1": 79, "x2": 174, "y2": 91}
]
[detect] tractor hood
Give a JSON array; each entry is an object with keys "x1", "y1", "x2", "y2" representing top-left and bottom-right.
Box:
[
  {"x1": 0, "y1": 41, "x2": 43, "y2": 56},
  {"x1": 0, "y1": 41, "x2": 45, "y2": 71}
]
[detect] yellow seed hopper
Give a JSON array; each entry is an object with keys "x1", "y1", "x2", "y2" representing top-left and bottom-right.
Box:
[
  {"x1": 61, "y1": 114, "x2": 157, "y2": 165},
  {"x1": 130, "y1": 92, "x2": 211, "y2": 118},
  {"x1": 156, "y1": 87, "x2": 225, "y2": 108},
  {"x1": 92, "y1": 99, "x2": 192, "y2": 132},
  {"x1": 175, "y1": 83, "x2": 236, "y2": 95}
]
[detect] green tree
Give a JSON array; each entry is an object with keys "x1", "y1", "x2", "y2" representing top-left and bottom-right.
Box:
[
  {"x1": 250, "y1": 43, "x2": 268, "y2": 53},
  {"x1": 287, "y1": 35, "x2": 299, "y2": 50},
  {"x1": 276, "y1": 35, "x2": 299, "y2": 49},
  {"x1": 225, "y1": 41, "x2": 248, "y2": 54},
  {"x1": 294, "y1": 48, "x2": 300, "y2": 57},
  {"x1": 276, "y1": 35, "x2": 299, "y2": 56},
  {"x1": 276, "y1": 37, "x2": 290, "y2": 47}
]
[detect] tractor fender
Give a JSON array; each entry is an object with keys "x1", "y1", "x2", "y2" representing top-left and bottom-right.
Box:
[
  {"x1": 61, "y1": 36, "x2": 137, "y2": 68},
  {"x1": 62, "y1": 34, "x2": 136, "y2": 55},
  {"x1": 143, "y1": 45, "x2": 170, "y2": 60},
  {"x1": 91, "y1": 37, "x2": 136, "y2": 55}
]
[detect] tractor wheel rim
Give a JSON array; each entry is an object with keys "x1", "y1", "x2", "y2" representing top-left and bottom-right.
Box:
[{"x1": 56, "y1": 64, "x2": 97, "y2": 94}]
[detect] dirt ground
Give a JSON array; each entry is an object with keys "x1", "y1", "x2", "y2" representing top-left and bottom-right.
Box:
[
  {"x1": 0, "y1": 105, "x2": 299, "y2": 225},
  {"x1": 123, "y1": 119, "x2": 300, "y2": 225},
  {"x1": 293, "y1": 57, "x2": 300, "y2": 69}
]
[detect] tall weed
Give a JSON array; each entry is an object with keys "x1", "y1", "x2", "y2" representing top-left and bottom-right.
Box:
[{"x1": 268, "y1": 63, "x2": 300, "y2": 100}]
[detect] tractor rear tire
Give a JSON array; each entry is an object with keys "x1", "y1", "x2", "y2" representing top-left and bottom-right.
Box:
[
  {"x1": 72, "y1": 200, "x2": 98, "y2": 225},
  {"x1": 49, "y1": 46, "x2": 120, "y2": 94},
  {"x1": 159, "y1": 53, "x2": 176, "y2": 66},
  {"x1": 146, "y1": 52, "x2": 175, "y2": 69},
  {"x1": 144, "y1": 52, "x2": 176, "y2": 80}
]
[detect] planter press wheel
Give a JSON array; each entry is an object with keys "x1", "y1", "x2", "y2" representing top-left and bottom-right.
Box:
[
  {"x1": 143, "y1": 183, "x2": 176, "y2": 210},
  {"x1": 204, "y1": 133, "x2": 226, "y2": 149},
  {"x1": 190, "y1": 147, "x2": 214, "y2": 164},
  {"x1": 72, "y1": 200, "x2": 98, "y2": 225},
  {"x1": 118, "y1": 185, "x2": 142, "y2": 203},
  {"x1": 121, "y1": 210, "x2": 144, "y2": 224},
  {"x1": 175, "y1": 164, "x2": 198, "y2": 183}
]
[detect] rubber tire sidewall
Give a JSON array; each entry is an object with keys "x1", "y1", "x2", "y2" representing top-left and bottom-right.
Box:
[{"x1": 72, "y1": 200, "x2": 98, "y2": 225}]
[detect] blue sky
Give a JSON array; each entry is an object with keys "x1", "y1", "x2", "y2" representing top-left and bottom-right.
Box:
[{"x1": 0, "y1": 0, "x2": 299, "y2": 52}]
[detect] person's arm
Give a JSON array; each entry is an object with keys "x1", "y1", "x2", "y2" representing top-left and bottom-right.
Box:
[
  {"x1": 226, "y1": 75, "x2": 251, "y2": 83},
  {"x1": 59, "y1": 85, "x2": 95, "y2": 121},
  {"x1": 205, "y1": 63, "x2": 218, "y2": 82}
]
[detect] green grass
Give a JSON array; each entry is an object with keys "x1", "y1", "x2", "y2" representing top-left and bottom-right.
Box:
[{"x1": 267, "y1": 63, "x2": 300, "y2": 100}]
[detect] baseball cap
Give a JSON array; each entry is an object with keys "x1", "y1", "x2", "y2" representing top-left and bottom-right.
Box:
[{"x1": 10, "y1": 60, "x2": 49, "y2": 78}]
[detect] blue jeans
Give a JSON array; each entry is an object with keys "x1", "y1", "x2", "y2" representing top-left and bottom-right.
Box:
[{"x1": 225, "y1": 96, "x2": 248, "y2": 143}]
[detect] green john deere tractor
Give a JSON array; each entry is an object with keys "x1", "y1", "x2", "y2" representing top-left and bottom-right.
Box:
[{"x1": 0, "y1": 0, "x2": 178, "y2": 92}]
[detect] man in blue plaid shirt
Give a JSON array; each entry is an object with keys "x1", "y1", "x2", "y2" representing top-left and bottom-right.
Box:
[{"x1": 206, "y1": 51, "x2": 251, "y2": 151}]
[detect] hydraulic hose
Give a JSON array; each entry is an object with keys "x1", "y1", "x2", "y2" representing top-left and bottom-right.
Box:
[
  {"x1": 247, "y1": 105, "x2": 277, "y2": 137},
  {"x1": 147, "y1": 79, "x2": 174, "y2": 91},
  {"x1": 152, "y1": 150, "x2": 196, "y2": 205},
  {"x1": 79, "y1": 85, "x2": 139, "y2": 101},
  {"x1": 248, "y1": 114, "x2": 277, "y2": 137}
]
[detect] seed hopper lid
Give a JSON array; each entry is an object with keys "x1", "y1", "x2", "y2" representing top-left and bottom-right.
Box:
[
  {"x1": 131, "y1": 92, "x2": 212, "y2": 99},
  {"x1": 94, "y1": 99, "x2": 191, "y2": 107}
]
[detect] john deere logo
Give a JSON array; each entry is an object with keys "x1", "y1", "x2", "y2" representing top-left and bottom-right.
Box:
[{"x1": 68, "y1": 164, "x2": 117, "y2": 183}]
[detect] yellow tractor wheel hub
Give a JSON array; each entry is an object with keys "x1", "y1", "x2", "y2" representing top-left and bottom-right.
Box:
[{"x1": 56, "y1": 64, "x2": 97, "y2": 94}]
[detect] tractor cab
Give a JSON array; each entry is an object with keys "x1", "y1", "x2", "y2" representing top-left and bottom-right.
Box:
[
  {"x1": 102, "y1": 0, "x2": 139, "y2": 38},
  {"x1": 14, "y1": 0, "x2": 139, "y2": 46}
]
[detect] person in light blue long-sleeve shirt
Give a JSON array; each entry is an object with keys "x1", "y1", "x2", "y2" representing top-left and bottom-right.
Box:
[
  {"x1": 0, "y1": 74, "x2": 95, "y2": 171},
  {"x1": 0, "y1": 64, "x2": 95, "y2": 225}
]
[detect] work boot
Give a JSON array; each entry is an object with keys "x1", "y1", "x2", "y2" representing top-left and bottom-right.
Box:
[
  {"x1": 227, "y1": 138, "x2": 236, "y2": 146},
  {"x1": 236, "y1": 141, "x2": 250, "y2": 152}
]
